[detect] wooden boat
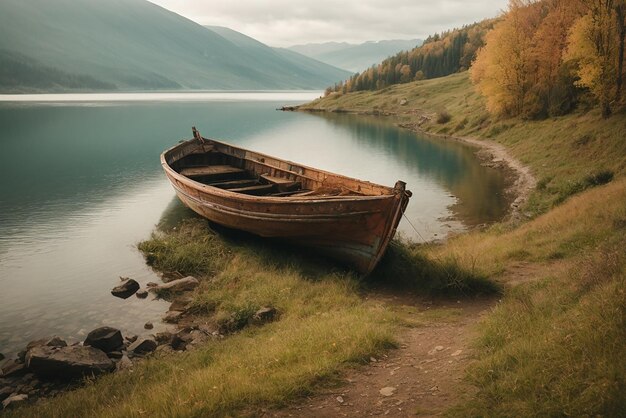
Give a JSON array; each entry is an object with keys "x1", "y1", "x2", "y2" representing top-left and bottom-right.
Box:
[{"x1": 160, "y1": 128, "x2": 412, "y2": 274}]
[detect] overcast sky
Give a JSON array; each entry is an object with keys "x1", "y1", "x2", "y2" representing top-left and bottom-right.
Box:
[{"x1": 149, "y1": 0, "x2": 508, "y2": 47}]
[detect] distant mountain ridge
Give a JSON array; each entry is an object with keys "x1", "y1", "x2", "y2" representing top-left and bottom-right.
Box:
[
  {"x1": 0, "y1": 0, "x2": 350, "y2": 92},
  {"x1": 288, "y1": 39, "x2": 423, "y2": 73}
]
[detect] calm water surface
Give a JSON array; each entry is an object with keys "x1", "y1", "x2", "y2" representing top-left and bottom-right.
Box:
[{"x1": 0, "y1": 92, "x2": 508, "y2": 356}]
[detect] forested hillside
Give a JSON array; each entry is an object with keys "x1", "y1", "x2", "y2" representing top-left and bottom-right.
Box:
[
  {"x1": 326, "y1": 21, "x2": 494, "y2": 94},
  {"x1": 328, "y1": 0, "x2": 626, "y2": 121}
]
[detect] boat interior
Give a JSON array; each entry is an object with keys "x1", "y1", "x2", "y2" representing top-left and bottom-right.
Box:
[{"x1": 170, "y1": 144, "x2": 363, "y2": 198}]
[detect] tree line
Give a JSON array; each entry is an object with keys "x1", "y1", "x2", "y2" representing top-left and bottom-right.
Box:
[
  {"x1": 325, "y1": 20, "x2": 496, "y2": 95},
  {"x1": 472, "y1": 0, "x2": 626, "y2": 119},
  {"x1": 327, "y1": 0, "x2": 626, "y2": 120}
]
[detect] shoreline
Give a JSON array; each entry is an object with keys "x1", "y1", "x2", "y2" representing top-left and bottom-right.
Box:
[{"x1": 296, "y1": 106, "x2": 536, "y2": 224}]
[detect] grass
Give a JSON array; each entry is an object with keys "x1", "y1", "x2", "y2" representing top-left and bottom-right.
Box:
[
  {"x1": 7, "y1": 220, "x2": 488, "y2": 418},
  {"x1": 441, "y1": 180, "x2": 626, "y2": 417}
]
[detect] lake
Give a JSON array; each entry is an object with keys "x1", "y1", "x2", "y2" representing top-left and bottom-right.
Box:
[{"x1": 0, "y1": 92, "x2": 509, "y2": 356}]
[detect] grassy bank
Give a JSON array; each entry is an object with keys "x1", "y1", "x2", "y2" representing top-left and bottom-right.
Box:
[
  {"x1": 304, "y1": 72, "x2": 626, "y2": 415},
  {"x1": 7, "y1": 218, "x2": 491, "y2": 417},
  {"x1": 303, "y1": 72, "x2": 626, "y2": 215}
]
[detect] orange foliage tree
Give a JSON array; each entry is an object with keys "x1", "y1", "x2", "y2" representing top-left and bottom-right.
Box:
[
  {"x1": 472, "y1": 0, "x2": 583, "y2": 118},
  {"x1": 565, "y1": 0, "x2": 626, "y2": 117}
]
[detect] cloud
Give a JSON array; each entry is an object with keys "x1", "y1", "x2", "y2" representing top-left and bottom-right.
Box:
[{"x1": 149, "y1": 0, "x2": 507, "y2": 46}]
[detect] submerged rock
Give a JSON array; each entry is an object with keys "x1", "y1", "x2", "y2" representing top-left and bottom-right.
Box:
[
  {"x1": 111, "y1": 279, "x2": 140, "y2": 299},
  {"x1": 84, "y1": 327, "x2": 123, "y2": 353},
  {"x1": 26, "y1": 346, "x2": 115, "y2": 378},
  {"x1": 2, "y1": 393, "x2": 28, "y2": 410},
  {"x1": 128, "y1": 337, "x2": 157, "y2": 355},
  {"x1": 152, "y1": 276, "x2": 199, "y2": 293}
]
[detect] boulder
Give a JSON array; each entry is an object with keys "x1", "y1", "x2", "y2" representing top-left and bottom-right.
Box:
[
  {"x1": 26, "y1": 346, "x2": 114, "y2": 379},
  {"x1": 128, "y1": 337, "x2": 157, "y2": 355},
  {"x1": 107, "y1": 351, "x2": 123, "y2": 360},
  {"x1": 0, "y1": 360, "x2": 26, "y2": 378},
  {"x1": 111, "y1": 279, "x2": 140, "y2": 299},
  {"x1": 135, "y1": 290, "x2": 149, "y2": 299},
  {"x1": 2, "y1": 393, "x2": 27, "y2": 410},
  {"x1": 144, "y1": 322, "x2": 153, "y2": 330},
  {"x1": 84, "y1": 327, "x2": 123, "y2": 353},
  {"x1": 152, "y1": 276, "x2": 199, "y2": 293},
  {"x1": 0, "y1": 353, "x2": 4, "y2": 362}
]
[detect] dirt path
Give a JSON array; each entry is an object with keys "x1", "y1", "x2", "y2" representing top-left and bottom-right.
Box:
[{"x1": 266, "y1": 295, "x2": 495, "y2": 417}]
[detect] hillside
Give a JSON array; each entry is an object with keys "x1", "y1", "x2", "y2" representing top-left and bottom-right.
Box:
[
  {"x1": 206, "y1": 26, "x2": 351, "y2": 89},
  {"x1": 326, "y1": 21, "x2": 493, "y2": 94},
  {"x1": 0, "y1": 0, "x2": 350, "y2": 92},
  {"x1": 288, "y1": 39, "x2": 423, "y2": 73}
]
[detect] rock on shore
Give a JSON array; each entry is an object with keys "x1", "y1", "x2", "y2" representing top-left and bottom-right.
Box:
[
  {"x1": 84, "y1": 327, "x2": 123, "y2": 353},
  {"x1": 26, "y1": 345, "x2": 115, "y2": 378}
]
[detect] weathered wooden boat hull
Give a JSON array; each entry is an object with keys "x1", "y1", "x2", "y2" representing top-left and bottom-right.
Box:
[{"x1": 161, "y1": 134, "x2": 410, "y2": 274}]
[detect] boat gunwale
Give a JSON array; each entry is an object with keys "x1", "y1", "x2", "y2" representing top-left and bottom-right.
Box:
[{"x1": 161, "y1": 137, "x2": 402, "y2": 204}]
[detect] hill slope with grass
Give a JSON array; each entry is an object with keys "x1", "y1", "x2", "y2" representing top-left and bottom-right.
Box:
[{"x1": 0, "y1": 0, "x2": 350, "y2": 92}]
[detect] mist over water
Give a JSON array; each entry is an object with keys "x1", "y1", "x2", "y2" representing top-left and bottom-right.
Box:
[{"x1": 0, "y1": 92, "x2": 508, "y2": 356}]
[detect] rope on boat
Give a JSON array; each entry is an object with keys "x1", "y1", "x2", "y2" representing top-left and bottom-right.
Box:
[{"x1": 401, "y1": 212, "x2": 459, "y2": 286}]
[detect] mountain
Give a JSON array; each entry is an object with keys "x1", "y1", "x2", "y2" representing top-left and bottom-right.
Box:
[
  {"x1": 206, "y1": 26, "x2": 351, "y2": 88},
  {"x1": 0, "y1": 0, "x2": 351, "y2": 92},
  {"x1": 288, "y1": 39, "x2": 423, "y2": 73}
]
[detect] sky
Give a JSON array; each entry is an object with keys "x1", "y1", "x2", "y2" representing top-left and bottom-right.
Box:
[{"x1": 149, "y1": 0, "x2": 508, "y2": 47}]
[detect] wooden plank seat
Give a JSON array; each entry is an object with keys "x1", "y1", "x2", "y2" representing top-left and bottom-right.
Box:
[
  {"x1": 180, "y1": 165, "x2": 245, "y2": 178},
  {"x1": 260, "y1": 173, "x2": 295, "y2": 185},
  {"x1": 228, "y1": 184, "x2": 276, "y2": 196},
  {"x1": 207, "y1": 179, "x2": 261, "y2": 189}
]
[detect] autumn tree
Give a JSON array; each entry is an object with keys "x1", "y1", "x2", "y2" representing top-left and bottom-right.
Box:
[
  {"x1": 471, "y1": 1, "x2": 543, "y2": 117},
  {"x1": 565, "y1": 0, "x2": 626, "y2": 117}
]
